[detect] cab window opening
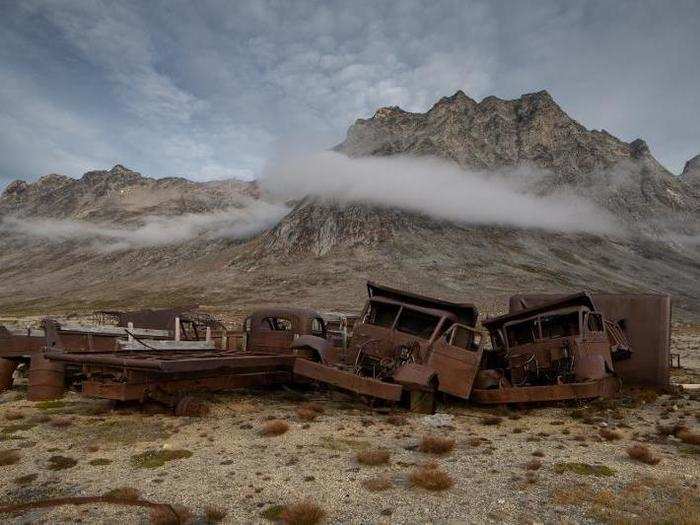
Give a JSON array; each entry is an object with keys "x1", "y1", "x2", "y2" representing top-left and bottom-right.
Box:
[
  {"x1": 364, "y1": 301, "x2": 401, "y2": 328},
  {"x1": 539, "y1": 312, "x2": 580, "y2": 339},
  {"x1": 395, "y1": 308, "x2": 440, "y2": 339},
  {"x1": 260, "y1": 317, "x2": 293, "y2": 331}
]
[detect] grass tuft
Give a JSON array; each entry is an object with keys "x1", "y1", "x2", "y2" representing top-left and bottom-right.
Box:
[
  {"x1": 13, "y1": 473, "x2": 38, "y2": 485},
  {"x1": 418, "y1": 435, "x2": 455, "y2": 455},
  {"x1": 600, "y1": 428, "x2": 623, "y2": 441},
  {"x1": 481, "y1": 416, "x2": 503, "y2": 426},
  {"x1": 296, "y1": 408, "x2": 318, "y2": 422},
  {"x1": 47, "y1": 455, "x2": 77, "y2": 470},
  {"x1": 356, "y1": 448, "x2": 390, "y2": 466},
  {"x1": 281, "y1": 500, "x2": 325, "y2": 525},
  {"x1": 130, "y1": 449, "x2": 193, "y2": 469},
  {"x1": 204, "y1": 506, "x2": 227, "y2": 523},
  {"x1": 149, "y1": 503, "x2": 194, "y2": 525},
  {"x1": 362, "y1": 475, "x2": 393, "y2": 492},
  {"x1": 0, "y1": 449, "x2": 21, "y2": 466},
  {"x1": 525, "y1": 459, "x2": 542, "y2": 470},
  {"x1": 4, "y1": 411, "x2": 25, "y2": 421},
  {"x1": 553, "y1": 462, "x2": 616, "y2": 477},
  {"x1": 677, "y1": 430, "x2": 700, "y2": 445},
  {"x1": 89, "y1": 458, "x2": 112, "y2": 466},
  {"x1": 299, "y1": 402, "x2": 325, "y2": 415},
  {"x1": 261, "y1": 420, "x2": 290, "y2": 437},
  {"x1": 386, "y1": 414, "x2": 407, "y2": 426},
  {"x1": 409, "y1": 464, "x2": 454, "y2": 491},
  {"x1": 104, "y1": 486, "x2": 140, "y2": 501},
  {"x1": 627, "y1": 444, "x2": 661, "y2": 465}
]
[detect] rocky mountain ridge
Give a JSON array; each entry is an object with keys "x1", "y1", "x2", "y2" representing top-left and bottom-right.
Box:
[
  {"x1": 0, "y1": 164, "x2": 260, "y2": 223},
  {"x1": 0, "y1": 90, "x2": 698, "y2": 320}
]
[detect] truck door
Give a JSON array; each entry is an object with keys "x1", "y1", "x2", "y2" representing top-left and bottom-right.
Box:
[
  {"x1": 248, "y1": 316, "x2": 297, "y2": 354},
  {"x1": 427, "y1": 323, "x2": 484, "y2": 399}
]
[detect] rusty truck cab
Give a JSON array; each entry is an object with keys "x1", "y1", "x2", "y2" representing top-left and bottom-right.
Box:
[
  {"x1": 347, "y1": 282, "x2": 484, "y2": 400},
  {"x1": 476, "y1": 293, "x2": 620, "y2": 403},
  {"x1": 244, "y1": 308, "x2": 327, "y2": 355}
]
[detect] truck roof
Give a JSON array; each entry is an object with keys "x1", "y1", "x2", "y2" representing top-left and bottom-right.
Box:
[
  {"x1": 366, "y1": 281, "x2": 479, "y2": 327},
  {"x1": 482, "y1": 292, "x2": 597, "y2": 331}
]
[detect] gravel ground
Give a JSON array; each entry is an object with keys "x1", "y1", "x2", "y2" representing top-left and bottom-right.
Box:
[{"x1": 0, "y1": 377, "x2": 698, "y2": 525}]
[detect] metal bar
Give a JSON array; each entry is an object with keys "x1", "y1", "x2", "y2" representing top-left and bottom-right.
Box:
[{"x1": 293, "y1": 358, "x2": 403, "y2": 401}]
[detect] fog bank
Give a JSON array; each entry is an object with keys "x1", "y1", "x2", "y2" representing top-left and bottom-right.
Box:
[{"x1": 261, "y1": 152, "x2": 619, "y2": 234}]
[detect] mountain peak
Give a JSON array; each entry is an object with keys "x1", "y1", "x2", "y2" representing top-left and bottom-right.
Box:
[
  {"x1": 372, "y1": 106, "x2": 408, "y2": 119},
  {"x1": 681, "y1": 154, "x2": 700, "y2": 183},
  {"x1": 431, "y1": 90, "x2": 477, "y2": 110}
]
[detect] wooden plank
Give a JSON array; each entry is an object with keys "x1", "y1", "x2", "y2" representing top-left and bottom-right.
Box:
[
  {"x1": 293, "y1": 359, "x2": 403, "y2": 401},
  {"x1": 117, "y1": 340, "x2": 215, "y2": 351},
  {"x1": 58, "y1": 324, "x2": 170, "y2": 338}
]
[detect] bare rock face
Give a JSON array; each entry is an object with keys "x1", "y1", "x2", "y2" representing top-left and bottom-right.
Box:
[
  {"x1": 681, "y1": 154, "x2": 700, "y2": 186},
  {"x1": 0, "y1": 164, "x2": 260, "y2": 223},
  {"x1": 336, "y1": 90, "x2": 669, "y2": 182}
]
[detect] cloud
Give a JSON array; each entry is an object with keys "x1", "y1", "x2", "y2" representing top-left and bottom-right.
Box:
[
  {"x1": 1, "y1": 0, "x2": 698, "y2": 189},
  {"x1": 0, "y1": 201, "x2": 289, "y2": 252},
  {"x1": 260, "y1": 152, "x2": 619, "y2": 234}
]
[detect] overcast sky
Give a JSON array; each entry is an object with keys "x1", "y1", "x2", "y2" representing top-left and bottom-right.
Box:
[{"x1": 1, "y1": 0, "x2": 698, "y2": 189}]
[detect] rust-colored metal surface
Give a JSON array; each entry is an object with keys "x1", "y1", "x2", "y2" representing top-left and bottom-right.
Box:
[
  {"x1": 244, "y1": 307, "x2": 329, "y2": 355},
  {"x1": 293, "y1": 282, "x2": 484, "y2": 408},
  {"x1": 81, "y1": 371, "x2": 291, "y2": 402},
  {"x1": 0, "y1": 357, "x2": 18, "y2": 391},
  {"x1": 509, "y1": 293, "x2": 670, "y2": 387},
  {"x1": 479, "y1": 293, "x2": 622, "y2": 404},
  {"x1": 27, "y1": 353, "x2": 66, "y2": 401},
  {"x1": 293, "y1": 358, "x2": 403, "y2": 401},
  {"x1": 471, "y1": 376, "x2": 621, "y2": 404}
]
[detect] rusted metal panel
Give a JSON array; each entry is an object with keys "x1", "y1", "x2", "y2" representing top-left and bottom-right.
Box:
[
  {"x1": 82, "y1": 371, "x2": 292, "y2": 401},
  {"x1": 471, "y1": 376, "x2": 620, "y2": 404},
  {"x1": 367, "y1": 281, "x2": 479, "y2": 326},
  {"x1": 293, "y1": 358, "x2": 403, "y2": 401},
  {"x1": 510, "y1": 293, "x2": 671, "y2": 387},
  {"x1": 27, "y1": 353, "x2": 66, "y2": 401},
  {"x1": 46, "y1": 350, "x2": 296, "y2": 374},
  {"x1": 244, "y1": 307, "x2": 328, "y2": 354},
  {"x1": 0, "y1": 357, "x2": 18, "y2": 391},
  {"x1": 393, "y1": 363, "x2": 437, "y2": 390}
]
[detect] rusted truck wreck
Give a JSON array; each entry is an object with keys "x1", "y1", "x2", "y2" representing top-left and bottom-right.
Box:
[
  {"x1": 294, "y1": 287, "x2": 639, "y2": 409},
  {"x1": 473, "y1": 293, "x2": 628, "y2": 404},
  {"x1": 293, "y1": 282, "x2": 484, "y2": 412}
]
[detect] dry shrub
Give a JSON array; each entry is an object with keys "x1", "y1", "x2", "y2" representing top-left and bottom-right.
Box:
[
  {"x1": 468, "y1": 438, "x2": 482, "y2": 447},
  {"x1": 677, "y1": 430, "x2": 700, "y2": 445},
  {"x1": 28, "y1": 413, "x2": 51, "y2": 424},
  {"x1": 261, "y1": 420, "x2": 290, "y2": 436},
  {"x1": 418, "y1": 435, "x2": 455, "y2": 455},
  {"x1": 0, "y1": 449, "x2": 21, "y2": 466},
  {"x1": 47, "y1": 455, "x2": 77, "y2": 470},
  {"x1": 4, "y1": 411, "x2": 24, "y2": 421},
  {"x1": 657, "y1": 423, "x2": 688, "y2": 436},
  {"x1": 627, "y1": 444, "x2": 660, "y2": 465},
  {"x1": 409, "y1": 464, "x2": 454, "y2": 491},
  {"x1": 532, "y1": 450, "x2": 545, "y2": 457},
  {"x1": 149, "y1": 504, "x2": 194, "y2": 525},
  {"x1": 573, "y1": 434, "x2": 587, "y2": 442},
  {"x1": 299, "y1": 402, "x2": 325, "y2": 415},
  {"x1": 296, "y1": 408, "x2": 318, "y2": 422},
  {"x1": 525, "y1": 459, "x2": 542, "y2": 471},
  {"x1": 600, "y1": 428, "x2": 623, "y2": 441},
  {"x1": 204, "y1": 506, "x2": 227, "y2": 523},
  {"x1": 386, "y1": 414, "x2": 407, "y2": 426},
  {"x1": 104, "y1": 486, "x2": 140, "y2": 501},
  {"x1": 49, "y1": 417, "x2": 72, "y2": 428},
  {"x1": 281, "y1": 500, "x2": 325, "y2": 525},
  {"x1": 356, "y1": 448, "x2": 390, "y2": 466},
  {"x1": 481, "y1": 416, "x2": 503, "y2": 426},
  {"x1": 362, "y1": 475, "x2": 393, "y2": 492}
]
